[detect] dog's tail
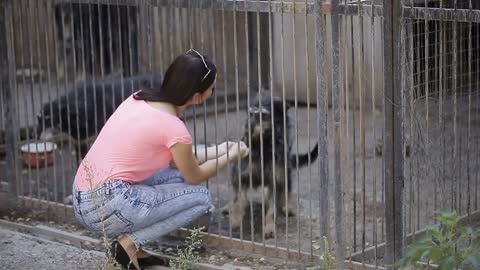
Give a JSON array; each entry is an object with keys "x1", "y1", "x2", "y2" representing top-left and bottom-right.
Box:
[{"x1": 291, "y1": 143, "x2": 319, "y2": 168}]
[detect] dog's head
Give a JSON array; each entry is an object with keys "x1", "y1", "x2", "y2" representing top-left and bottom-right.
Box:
[{"x1": 247, "y1": 94, "x2": 290, "y2": 138}]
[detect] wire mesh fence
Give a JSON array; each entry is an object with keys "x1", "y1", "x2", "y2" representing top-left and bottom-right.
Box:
[{"x1": 0, "y1": 0, "x2": 478, "y2": 268}]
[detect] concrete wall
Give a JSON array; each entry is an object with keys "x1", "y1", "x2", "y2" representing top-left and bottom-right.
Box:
[{"x1": 272, "y1": 10, "x2": 384, "y2": 108}]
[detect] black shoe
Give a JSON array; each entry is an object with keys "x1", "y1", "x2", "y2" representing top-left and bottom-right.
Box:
[
  {"x1": 138, "y1": 255, "x2": 169, "y2": 267},
  {"x1": 110, "y1": 240, "x2": 138, "y2": 270}
]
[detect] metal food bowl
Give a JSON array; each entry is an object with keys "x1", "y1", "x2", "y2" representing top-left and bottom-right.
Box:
[{"x1": 20, "y1": 142, "x2": 58, "y2": 167}]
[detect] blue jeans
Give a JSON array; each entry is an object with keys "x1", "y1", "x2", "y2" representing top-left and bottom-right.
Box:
[{"x1": 72, "y1": 167, "x2": 212, "y2": 248}]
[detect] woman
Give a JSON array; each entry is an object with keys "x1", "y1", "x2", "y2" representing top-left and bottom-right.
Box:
[{"x1": 72, "y1": 49, "x2": 249, "y2": 269}]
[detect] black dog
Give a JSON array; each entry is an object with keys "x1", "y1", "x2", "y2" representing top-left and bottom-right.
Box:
[
  {"x1": 225, "y1": 94, "x2": 319, "y2": 238},
  {"x1": 54, "y1": 2, "x2": 138, "y2": 79},
  {"x1": 37, "y1": 74, "x2": 163, "y2": 159}
]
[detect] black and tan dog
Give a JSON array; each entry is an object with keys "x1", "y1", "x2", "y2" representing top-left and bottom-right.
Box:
[{"x1": 225, "y1": 94, "x2": 319, "y2": 238}]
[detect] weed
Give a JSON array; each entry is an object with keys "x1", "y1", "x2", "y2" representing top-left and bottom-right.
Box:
[
  {"x1": 169, "y1": 226, "x2": 206, "y2": 270},
  {"x1": 306, "y1": 236, "x2": 335, "y2": 270}
]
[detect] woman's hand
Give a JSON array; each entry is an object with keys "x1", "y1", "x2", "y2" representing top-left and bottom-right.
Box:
[
  {"x1": 227, "y1": 141, "x2": 249, "y2": 161},
  {"x1": 217, "y1": 141, "x2": 236, "y2": 156}
]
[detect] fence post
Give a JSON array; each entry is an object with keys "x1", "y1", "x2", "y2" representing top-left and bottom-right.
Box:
[
  {"x1": 0, "y1": 0, "x2": 19, "y2": 208},
  {"x1": 383, "y1": 0, "x2": 405, "y2": 268},
  {"x1": 314, "y1": 0, "x2": 330, "y2": 255}
]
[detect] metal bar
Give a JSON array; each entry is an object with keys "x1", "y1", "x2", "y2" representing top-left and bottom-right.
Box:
[
  {"x1": 413, "y1": 16, "x2": 421, "y2": 234},
  {"x1": 190, "y1": 4, "x2": 198, "y2": 161},
  {"x1": 452, "y1": 0, "x2": 458, "y2": 213},
  {"x1": 33, "y1": 0, "x2": 44, "y2": 201},
  {"x1": 342, "y1": 0, "x2": 352, "y2": 255},
  {"x1": 314, "y1": 0, "x2": 330, "y2": 252},
  {"x1": 37, "y1": 1, "x2": 54, "y2": 209},
  {"x1": 330, "y1": 0, "x2": 345, "y2": 265},
  {"x1": 77, "y1": 2, "x2": 90, "y2": 160},
  {"x1": 279, "y1": 0, "x2": 288, "y2": 254},
  {"x1": 383, "y1": 0, "x2": 405, "y2": 267},
  {"x1": 67, "y1": 0, "x2": 82, "y2": 165},
  {"x1": 267, "y1": 0, "x2": 277, "y2": 250},
  {"x1": 349, "y1": 14, "x2": 358, "y2": 252},
  {"x1": 96, "y1": 0, "x2": 107, "y2": 149},
  {"x1": 8, "y1": 0, "x2": 21, "y2": 199},
  {"x1": 200, "y1": 0, "x2": 209, "y2": 193},
  {"x1": 380, "y1": 15, "x2": 385, "y2": 245},
  {"x1": 370, "y1": 0, "x2": 379, "y2": 266},
  {"x1": 439, "y1": 0, "x2": 446, "y2": 210},
  {"x1": 476, "y1": 9, "x2": 480, "y2": 212},
  {"x1": 466, "y1": 0, "x2": 472, "y2": 219},
  {"x1": 410, "y1": 2, "x2": 417, "y2": 235},
  {"x1": 86, "y1": 3, "x2": 99, "y2": 141},
  {"x1": 432, "y1": 2, "x2": 440, "y2": 214},
  {"x1": 243, "y1": 0, "x2": 254, "y2": 244},
  {"x1": 51, "y1": 0, "x2": 68, "y2": 206},
  {"x1": 0, "y1": 0, "x2": 17, "y2": 197},
  {"x1": 231, "y1": 0, "x2": 244, "y2": 242},
  {"x1": 404, "y1": 7, "x2": 480, "y2": 23},
  {"x1": 42, "y1": 0, "x2": 59, "y2": 205},
  {"x1": 402, "y1": 0, "x2": 413, "y2": 259},
  {"x1": 57, "y1": 0, "x2": 74, "y2": 214},
  {"x1": 208, "y1": 0, "x2": 220, "y2": 240},
  {"x1": 356, "y1": 0, "x2": 367, "y2": 263},
  {"x1": 220, "y1": 0, "x2": 229, "y2": 240},
  {"x1": 168, "y1": 6, "x2": 175, "y2": 69},
  {"x1": 291, "y1": 0, "x2": 301, "y2": 257},
  {"x1": 114, "y1": 2, "x2": 125, "y2": 102},
  {"x1": 154, "y1": 7, "x2": 164, "y2": 75},
  {"x1": 423, "y1": 0, "x2": 432, "y2": 220},
  {"x1": 304, "y1": 0, "x2": 313, "y2": 258},
  {"x1": 24, "y1": 0, "x2": 36, "y2": 200},
  {"x1": 126, "y1": 5, "x2": 134, "y2": 77}
]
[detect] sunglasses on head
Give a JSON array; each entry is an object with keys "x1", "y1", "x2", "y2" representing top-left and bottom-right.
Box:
[
  {"x1": 248, "y1": 106, "x2": 270, "y2": 115},
  {"x1": 186, "y1": 49, "x2": 211, "y2": 82}
]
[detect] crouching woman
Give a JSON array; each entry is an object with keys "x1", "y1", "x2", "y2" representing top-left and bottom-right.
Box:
[{"x1": 72, "y1": 49, "x2": 249, "y2": 269}]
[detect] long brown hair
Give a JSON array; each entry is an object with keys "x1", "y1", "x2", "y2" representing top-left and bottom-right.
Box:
[{"x1": 133, "y1": 50, "x2": 216, "y2": 105}]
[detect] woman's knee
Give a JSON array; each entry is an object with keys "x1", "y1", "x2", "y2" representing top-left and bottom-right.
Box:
[{"x1": 188, "y1": 187, "x2": 212, "y2": 208}]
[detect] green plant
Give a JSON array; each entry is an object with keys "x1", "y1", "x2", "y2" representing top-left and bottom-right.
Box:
[
  {"x1": 306, "y1": 236, "x2": 335, "y2": 270},
  {"x1": 396, "y1": 209, "x2": 480, "y2": 270},
  {"x1": 169, "y1": 226, "x2": 205, "y2": 270}
]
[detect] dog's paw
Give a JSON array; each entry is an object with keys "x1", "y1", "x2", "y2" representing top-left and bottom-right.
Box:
[
  {"x1": 220, "y1": 204, "x2": 230, "y2": 216},
  {"x1": 229, "y1": 211, "x2": 243, "y2": 228},
  {"x1": 264, "y1": 223, "x2": 275, "y2": 239}
]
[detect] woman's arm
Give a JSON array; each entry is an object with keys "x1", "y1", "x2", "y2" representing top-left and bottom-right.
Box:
[
  {"x1": 170, "y1": 141, "x2": 249, "y2": 185},
  {"x1": 194, "y1": 141, "x2": 235, "y2": 164}
]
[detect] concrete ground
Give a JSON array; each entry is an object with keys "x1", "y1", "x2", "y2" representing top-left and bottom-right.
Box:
[{"x1": 0, "y1": 227, "x2": 105, "y2": 270}]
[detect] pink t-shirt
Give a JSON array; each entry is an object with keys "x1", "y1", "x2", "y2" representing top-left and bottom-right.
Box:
[{"x1": 74, "y1": 94, "x2": 192, "y2": 191}]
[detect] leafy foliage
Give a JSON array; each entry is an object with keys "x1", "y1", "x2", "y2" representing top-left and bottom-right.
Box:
[{"x1": 396, "y1": 209, "x2": 480, "y2": 270}]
